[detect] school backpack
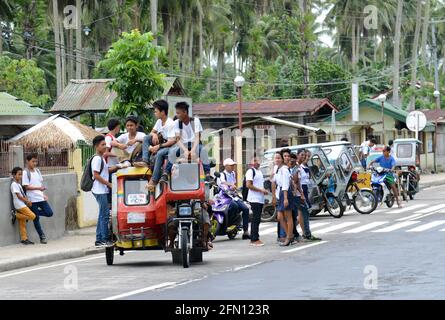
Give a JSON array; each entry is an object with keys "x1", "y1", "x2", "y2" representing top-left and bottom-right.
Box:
[
  {"x1": 80, "y1": 155, "x2": 104, "y2": 192},
  {"x1": 242, "y1": 168, "x2": 256, "y2": 201}
]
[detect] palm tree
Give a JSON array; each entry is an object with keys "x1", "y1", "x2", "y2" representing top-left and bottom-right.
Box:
[
  {"x1": 392, "y1": 0, "x2": 403, "y2": 108},
  {"x1": 408, "y1": 0, "x2": 423, "y2": 111},
  {"x1": 0, "y1": 0, "x2": 13, "y2": 55}
]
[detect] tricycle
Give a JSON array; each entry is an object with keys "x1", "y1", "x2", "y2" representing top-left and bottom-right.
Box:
[
  {"x1": 393, "y1": 138, "x2": 421, "y2": 200},
  {"x1": 108, "y1": 161, "x2": 213, "y2": 268}
]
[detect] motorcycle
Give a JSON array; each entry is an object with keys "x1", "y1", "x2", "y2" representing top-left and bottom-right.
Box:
[
  {"x1": 208, "y1": 174, "x2": 243, "y2": 240},
  {"x1": 371, "y1": 166, "x2": 396, "y2": 208},
  {"x1": 342, "y1": 171, "x2": 378, "y2": 214},
  {"x1": 398, "y1": 166, "x2": 419, "y2": 201},
  {"x1": 309, "y1": 174, "x2": 345, "y2": 218}
]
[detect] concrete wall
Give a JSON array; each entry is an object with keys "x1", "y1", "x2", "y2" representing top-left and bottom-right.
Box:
[{"x1": 0, "y1": 173, "x2": 78, "y2": 247}]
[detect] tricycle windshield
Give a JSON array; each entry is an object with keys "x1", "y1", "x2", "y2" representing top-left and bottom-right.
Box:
[
  {"x1": 308, "y1": 154, "x2": 327, "y2": 181},
  {"x1": 323, "y1": 145, "x2": 344, "y2": 166},
  {"x1": 124, "y1": 179, "x2": 149, "y2": 206},
  {"x1": 396, "y1": 143, "x2": 413, "y2": 159},
  {"x1": 170, "y1": 162, "x2": 200, "y2": 191}
]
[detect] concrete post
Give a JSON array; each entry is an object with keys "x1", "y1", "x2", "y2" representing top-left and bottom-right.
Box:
[
  {"x1": 235, "y1": 136, "x2": 243, "y2": 188},
  {"x1": 212, "y1": 134, "x2": 220, "y2": 175},
  {"x1": 9, "y1": 145, "x2": 24, "y2": 169}
]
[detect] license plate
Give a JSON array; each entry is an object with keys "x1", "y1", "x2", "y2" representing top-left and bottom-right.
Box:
[{"x1": 127, "y1": 212, "x2": 145, "y2": 224}]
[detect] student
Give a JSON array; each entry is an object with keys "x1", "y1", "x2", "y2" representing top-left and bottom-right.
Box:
[
  {"x1": 218, "y1": 158, "x2": 250, "y2": 239},
  {"x1": 273, "y1": 151, "x2": 294, "y2": 247},
  {"x1": 91, "y1": 135, "x2": 120, "y2": 248},
  {"x1": 299, "y1": 150, "x2": 322, "y2": 242},
  {"x1": 134, "y1": 100, "x2": 176, "y2": 190},
  {"x1": 276, "y1": 148, "x2": 291, "y2": 241},
  {"x1": 104, "y1": 118, "x2": 126, "y2": 167},
  {"x1": 246, "y1": 156, "x2": 268, "y2": 247},
  {"x1": 360, "y1": 135, "x2": 376, "y2": 169},
  {"x1": 289, "y1": 153, "x2": 303, "y2": 242},
  {"x1": 167, "y1": 101, "x2": 211, "y2": 181},
  {"x1": 10, "y1": 167, "x2": 36, "y2": 245},
  {"x1": 114, "y1": 116, "x2": 146, "y2": 156},
  {"x1": 22, "y1": 154, "x2": 53, "y2": 244}
]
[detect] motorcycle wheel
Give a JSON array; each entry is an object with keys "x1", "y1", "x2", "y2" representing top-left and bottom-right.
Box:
[
  {"x1": 261, "y1": 204, "x2": 276, "y2": 222},
  {"x1": 227, "y1": 230, "x2": 238, "y2": 240},
  {"x1": 181, "y1": 227, "x2": 190, "y2": 268},
  {"x1": 326, "y1": 196, "x2": 344, "y2": 218},
  {"x1": 385, "y1": 194, "x2": 395, "y2": 208},
  {"x1": 352, "y1": 190, "x2": 377, "y2": 214}
]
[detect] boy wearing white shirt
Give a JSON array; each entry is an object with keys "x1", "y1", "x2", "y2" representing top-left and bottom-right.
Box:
[
  {"x1": 22, "y1": 154, "x2": 53, "y2": 244},
  {"x1": 246, "y1": 157, "x2": 269, "y2": 246},
  {"x1": 134, "y1": 100, "x2": 176, "y2": 190},
  {"x1": 166, "y1": 102, "x2": 211, "y2": 181},
  {"x1": 114, "y1": 116, "x2": 146, "y2": 156},
  {"x1": 91, "y1": 135, "x2": 120, "y2": 248}
]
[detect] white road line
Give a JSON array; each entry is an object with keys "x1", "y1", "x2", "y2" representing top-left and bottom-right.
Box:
[
  {"x1": 0, "y1": 254, "x2": 105, "y2": 279},
  {"x1": 372, "y1": 220, "x2": 421, "y2": 233},
  {"x1": 233, "y1": 262, "x2": 263, "y2": 271},
  {"x1": 304, "y1": 222, "x2": 331, "y2": 229},
  {"x1": 417, "y1": 204, "x2": 445, "y2": 214},
  {"x1": 397, "y1": 213, "x2": 424, "y2": 221},
  {"x1": 315, "y1": 222, "x2": 360, "y2": 234},
  {"x1": 281, "y1": 241, "x2": 328, "y2": 253},
  {"x1": 259, "y1": 223, "x2": 274, "y2": 230},
  {"x1": 102, "y1": 282, "x2": 176, "y2": 300},
  {"x1": 416, "y1": 211, "x2": 444, "y2": 220},
  {"x1": 342, "y1": 221, "x2": 389, "y2": 233},
  {"x1": 387, "y1": 203, "x2": 428, "y2": 214},
  {"x1": 259, "y1": 227, "x2": 277, "y2": 235},
  {"x1": 406, "y1": 220, "x2": 445, "y2": 232}
]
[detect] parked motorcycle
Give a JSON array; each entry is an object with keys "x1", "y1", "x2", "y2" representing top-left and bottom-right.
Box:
[
  {"x1": 309, "y1": 174, "x2": 345, "y2": 218},
  {"x1": 371, "y1": 167, "x2": 396, "y2": 208},
  {"x1": 208, "y1": 174, "x2": 243, "y2": 240}
]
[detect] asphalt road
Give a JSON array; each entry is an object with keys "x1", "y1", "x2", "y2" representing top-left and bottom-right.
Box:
[{"x1": 1, "y1": 184, "x2": 445, "y2": 300}]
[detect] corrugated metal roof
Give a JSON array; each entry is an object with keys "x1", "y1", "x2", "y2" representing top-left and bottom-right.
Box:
[
  {"x1": 0, "y1": 92, "x2": 47, "y2": 116},
  {"x1": 421, "y1": 109, "x2": 445, "y2": 121},
  {"x1": 50, "y1": 77, "x2": 184, "y2": 113},
  {"x1": 193, "y1": 98, "x2": 338, "y2": 117},
  {"x1": 50, "y1": 79, "x2": 117, "y2": 113}
]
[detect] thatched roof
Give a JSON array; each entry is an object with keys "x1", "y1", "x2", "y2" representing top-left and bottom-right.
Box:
[{"x1": 8, "y1": 114, "x2": 99, "y2": 149}]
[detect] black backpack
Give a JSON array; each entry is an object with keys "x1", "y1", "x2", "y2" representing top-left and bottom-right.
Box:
[
  {"x1": 80, "y1": 155, "x2": 105, "y2": 192},
  {"x1": 242, "y1": 168, "x2": 256, "y2": 201}
]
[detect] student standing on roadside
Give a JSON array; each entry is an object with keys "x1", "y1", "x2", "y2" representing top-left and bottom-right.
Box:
[
  {"x1": 22, "y1": 154, "x2": 53, "y2": 244},
  {"x1": 246, "y1": 156, "x2": 268, "y2": 247},
  {"x1": 10, "y1": 167, "x2": 36, "y2": 245}
]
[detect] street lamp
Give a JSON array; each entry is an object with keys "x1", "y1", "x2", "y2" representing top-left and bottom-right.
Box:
[
  {"x1": 83, "y1": 26, "x2": 91, "y2": 36},
  {"x1": 377, "y1": 94, "x2": 387, "y2": 144},
  {"x1": 234, "y1": 75, "x2": 245, "y2": 133}
]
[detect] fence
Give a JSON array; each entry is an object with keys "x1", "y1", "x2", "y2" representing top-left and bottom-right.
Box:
[
  {"x1": 0, "y1": 140, "x2": 75, "y2": 177},
  {"x1": 76, "y1": 140, "x2": 95, "y2": 167}
]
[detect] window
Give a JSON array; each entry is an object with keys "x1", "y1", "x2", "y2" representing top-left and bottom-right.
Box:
[
  {"x1": 397, "y1": 143, "x2": 413, "y2": 158},
  {"x1": 309, "y1": 155, "x2": 326, "y2": 181},
  {"x1": 347, "y1": 147, "x2": 360, "y2": 165},
  {"x1": 170, "y1": 163, "x2": 200, "y2": 191},
  {"x1": 339, "y1": 153, "x2": 353, "y2": 174},
  {"x1": 124, "y1": 179, "x2": 149, "y2": 206}
]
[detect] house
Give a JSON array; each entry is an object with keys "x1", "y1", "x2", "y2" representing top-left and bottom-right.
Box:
[
  {"x1": 422, "y1": 109, "x2": 445, "y2": 172},
  {"x1": 193, "y1": 98, "x2": 338, "y2": 182},
  {"x1": 0, "y1": 92, "x2": 49, "y2": 139},
  {"x1": 314, "y1": 99, "x2": 437, "y2": 170},
  {"x1": 49, "y1": 77, "x2": 192, "y2": 126}
]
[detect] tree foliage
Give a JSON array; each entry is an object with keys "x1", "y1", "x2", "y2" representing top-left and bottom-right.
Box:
[{"x1": 97, "y1": 30, "x2": 166, "y2": 129}]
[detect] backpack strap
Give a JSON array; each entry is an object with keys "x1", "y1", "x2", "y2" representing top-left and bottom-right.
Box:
[{"x1": 91, "y1": 155, "x2": 105, "y2": 178}]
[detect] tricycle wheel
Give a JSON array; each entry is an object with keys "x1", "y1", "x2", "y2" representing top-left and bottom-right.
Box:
[
  {"x1": 326, "y1": 196, "x2": 344, "y2": 218},
  {"x1": 261, "y1": 204, "x2": 276, "y2": 222},
  {"x1": 190, "y1": 248, "x2": 203, "y2": 263},
  {"x1": 105, "y1": 246, "x2": 114, "y2": 266},
  {"x1": 181, "y1": 228, "x2": 190, "y2": 268}
]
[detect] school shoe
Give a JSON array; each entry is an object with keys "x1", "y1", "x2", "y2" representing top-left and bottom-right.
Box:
[
  {"x1": 105, "y1": 241, "x2": 114, "y2": 247},
  {"x1": 304, "y1": 235, "x2": 322, "y2": 242},
  {"x1": 250, "y1": 240, "x2": 265, "y2": 247},
  {"x1": 95, "y1": 241, "x2": 107, "y2": 248},
  {"x1": 21, "y1": 239, "x2": 34, "y2": 245},
  {"x1": 40, "y1": 236, "x2": 48, "y2": 244},
  {"x1": 160, "y1": 173, "x2": 169, "y2": 183},
  {"x1": 294, "y1": 235, "x2": 304, "y2": 243},
  {"x1": 242, "y1": 233, "x2": 251, "y2": 240}
]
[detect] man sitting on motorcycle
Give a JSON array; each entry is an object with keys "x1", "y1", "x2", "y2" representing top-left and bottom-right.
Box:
[
  {"x1": 368, "y1": 146, "x2": 402, "y2": 208},
  {"x1": 217, "y1": 158, "x2": 251, "y2": 240}
]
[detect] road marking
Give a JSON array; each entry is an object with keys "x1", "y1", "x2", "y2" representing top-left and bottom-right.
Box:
[
  {"x1": 315, "y1": 222, "x2": 360, "y2": 234},
  {"x1": 259, "y1": 223, "x2": 274, "y2": 230},
  {"x1": 416, "y1": 211, "x2": 444, "y2": 220},
  {"x1": 372, "y1": 220, "x2": 421, "y2": 233},
  {"x1": 406, "y1": 220, "x2": 445, "y2": 232},
  {"x1": 397, "y1": 213, "x2": 424, "y2": 221},
  {"x1": 417, "y1": 204, "x2": 445, "y2": 214},
  {"x1": 281, "y1": 241, "x2": 328, "y2": 253},
  {"x1": 102, "y1": 282, "x2": 176, "y2": 300},
  {"x1": 342, "y1": 221, "x2": 389, "y2": 233},
  {"x1": 233, "y1": 262, "x2": 263, "y2": 271},
  {"x1": 0, "y1": 254, "x2": 105, "y2": 279},
  {"x1": 387, "y1": 203, "x2": 428, "y2": 214}
]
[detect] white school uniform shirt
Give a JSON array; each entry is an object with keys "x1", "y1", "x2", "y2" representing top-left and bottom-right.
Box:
[
  {"x1": 116, "y1": 131, "x2": 146, "y2": 154},
  {"x1": 11, "y1": 181, "x2": 27, "y2": 210},
  {"x1": 91, "y1": 155, "x2": 109, "y2": 194},
  {"x1": 275, "y1": 165, "x2": 291, "y2": 199},
  {"x1": 22, "y1": 168, "x2": 45, "y2": 203},
  {"x1": 105, "y1": 134, "x2": 119, "y2": 166},
  {"x1": 173, "y1": 117, "x2": 203, "y2": 144},
  {"x1": 153, "y1": 118, "x2": 175, "y2": 140},
  {"x1": 246, "y1": 167, "x2": 265, "y2": 204},
  {"x1": 217, "y1": 170, "x2": 236, "y2": 188},
  {"x1": 299, "y1": 163, "x2": 310, "y2": 186}
]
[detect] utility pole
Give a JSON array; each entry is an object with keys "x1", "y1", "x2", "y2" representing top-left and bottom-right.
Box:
[
  {"x1": 75, "y1": 0, "x2": 82, "y2": 79},
  {"x1": 431, "y1": 21, "x2": 441, "y2": 109}
]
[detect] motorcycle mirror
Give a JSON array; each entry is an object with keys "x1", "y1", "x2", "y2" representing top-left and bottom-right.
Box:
[{"x1": 214, "y1": 172, "x2": 221, "y2": 178}]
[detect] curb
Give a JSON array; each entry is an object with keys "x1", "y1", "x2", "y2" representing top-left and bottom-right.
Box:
[
  {"x1": 419, "y1": 178, "x2": 445, "y2": 189},
  {"x1": 0, "y1": 247, "x2": 105, "y2": 273}
]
